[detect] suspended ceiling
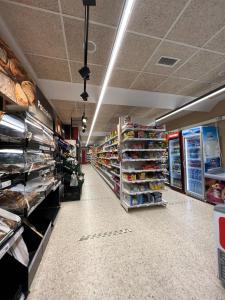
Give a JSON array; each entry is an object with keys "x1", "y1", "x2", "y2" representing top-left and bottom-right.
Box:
[{"x1": 1, "y1": 0, "x2": 225, "y2": 144}]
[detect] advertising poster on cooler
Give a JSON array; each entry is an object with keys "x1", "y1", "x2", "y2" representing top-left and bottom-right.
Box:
[{"x1": 202, "y1": 126, "x2": 221, "y2": 172}]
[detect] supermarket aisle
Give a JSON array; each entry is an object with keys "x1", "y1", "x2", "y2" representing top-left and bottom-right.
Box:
[{"x1": 28, "y1": 165, "x2": 225, "y2": 300}]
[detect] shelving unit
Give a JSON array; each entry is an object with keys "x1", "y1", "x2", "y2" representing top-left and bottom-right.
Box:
[
  {"x1": 0, "y1": 112, "x2": 62, "y2": 298},
  {"x1": 91, "y1": 129, "x2": 120, "y2": 198},
  {"x1": 119, "y1": 122, "x2": 168, "y2": 212}
]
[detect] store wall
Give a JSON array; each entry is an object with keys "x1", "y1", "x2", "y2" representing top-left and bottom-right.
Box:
[{"x1": 166, "y1": 99, "x2": 225, "y2": 165}]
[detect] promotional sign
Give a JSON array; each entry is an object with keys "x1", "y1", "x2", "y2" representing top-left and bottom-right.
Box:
[
  {"x1": 202, "y1": 126, "x2": 221, "y2": 172},
  {"x1": 182, "y1": 127, "x2": 201, "y2": 136}
]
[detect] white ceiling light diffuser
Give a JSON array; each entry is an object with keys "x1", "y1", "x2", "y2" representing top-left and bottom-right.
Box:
[
  {"x1": 86, "y1": 0, "x2": 136, "y2": 146},
  {"x1": 156, "y1": 85, "x2": 225, "y2": 124}
]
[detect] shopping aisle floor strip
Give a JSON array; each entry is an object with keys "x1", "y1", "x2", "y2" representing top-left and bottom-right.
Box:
[{"x1": 79, "y1": 228, "x2": 132, "y2": 241}]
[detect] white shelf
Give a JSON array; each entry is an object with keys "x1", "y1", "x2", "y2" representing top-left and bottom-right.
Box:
[
  {"x1": 97, "y1": 150, "x2": 118, "y2": 154},
  {"x1": 111, "y1": 171, "x2": 120, "y2": 178},
  {"x1": 99, "y1": 135, "x2": 118, "y2": 147},
  {"x1": 123, "y1": 178, "x2": 166, "y2": 183},
  {"x1": 122, "y1": 158, "x2": 164, "y2": 162},
  {"x1": 122, "y1": 148, "x2": 166, "y2": 152},
  {"x1": 98, "y1": 162, "x2": 111, "y2": 169},
  {"x1": 111, "y1": 164, "x2": 120, "y2": 169},
  {"x1": 104, "y1": 141, "x2": 118, "y2": 149},
  {"x1": 122, "y1": 169, "x2": 165, "y2": 173},
  {"x1": 122, "y1": 127, "x2": 165, "y2": 134},
  {"x1": 123, "y1": 188, "x2": 165, "y2": 195},
  {"x1": 122, "y1": 138, "x2": 166, "y2": 142},
  {"x1": 121, "y1": 199, "x2": 167, "y2": 211}
]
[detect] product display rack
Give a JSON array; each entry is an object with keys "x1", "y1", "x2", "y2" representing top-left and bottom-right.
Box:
[
  {"x1": 0, "y1": 111, "x2": 62, "y2": 298},
  {"x1": 119, "y1": 121, "x2": 168, "y2": 212},
  {"x1": 92, "y1": 129, "x2": 120, "y2": 197}
]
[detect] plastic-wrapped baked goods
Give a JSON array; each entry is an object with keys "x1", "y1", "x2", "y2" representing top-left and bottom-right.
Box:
[
  {"x1": 21, "y1": 81, "x2": 36, "y2": 105},
  {"x1": 0, "y1": 216, "x2": 17, "y2": 229},
  {"x1": 15, "y1": 83, "x2": 29, "y2": 106},
  {"x1": 0, "y1": 230, "x2": 6, "y2": 240},
  {"x1": 0, "y1": 190, "x2": 39, "y2": 213},
  {"x1": 0, "y1": 164, "x2": 25, "y2": 174}
]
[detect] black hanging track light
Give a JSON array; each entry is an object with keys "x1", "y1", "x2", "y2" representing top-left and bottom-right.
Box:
[{"x1": 79, "y1": 0, "x2": 96, "y2": 101}]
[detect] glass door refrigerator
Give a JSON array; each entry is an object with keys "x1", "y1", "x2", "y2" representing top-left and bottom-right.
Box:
[
  {"x1": 182, "y1": 126, "x2": 221, "y2": 201},
  {"x1": 168, "y1": 131, "x2": 184, "y2": 192}
]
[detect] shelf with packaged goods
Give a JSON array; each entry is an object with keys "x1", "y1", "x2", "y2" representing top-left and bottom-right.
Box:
[
  {"x1": 121, "y1": 199, "x2": 167, "y2": 212},
  {"x1": 122, "y1": 158, "x2": 165, "y2": 162},
  {"x1": 123, "y1": 178, "x2": 166, "y2": 183},
  {"x1": 111, "y1": 164, "x2": 120, "y2": 169},
  {"x1": 97, "y1": 150, "x2": 118, "y2": 155},
  {"x1": 111, "y1": 170, "x2": 120, "y2": 178},
  {"x1": 123, "y1": 188, "x2": 165, "y2": 195},
  {"x1": 120, "y1": 122, "x2": 167, "y2": 212},
  {"x1": 122, "y1": 127, "x2": 165, "y2": 134},
  {"x1": 122, "y1": 148, "x2": 166, "y2": 152},
  {"x1": 122, "y1": 168, "x2": 165, "y2": 173},
  {"x1": 122, "y1": 138, "x2": 166, "y2": 142},
  {"x1": 104, "y1": 141, "x2": 118, "y2": 149},
  {"x1": 98, "y1": 162, "x2": 111, "y2": 169},
  {"x1": 99, "y1": 135, "x2": 118, "y2": 148}
]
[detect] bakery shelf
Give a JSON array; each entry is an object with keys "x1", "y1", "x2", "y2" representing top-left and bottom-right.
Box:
[
  {"x1": 121, "y1": 199, "x2": 167, "y2": 212},
  {"x1": 122, "y1": 169, "x2": 165, "y2": 173},
  {"x1": 122, "y1": 148, "x2": 166, "y2": 152},
  {"x1": 123, "y1": 188, "x2": 165, "y2": 195},
  {"x1": 0, "y1": 226, "x2": 24, "y2": 260},
  {"x1": 122, "y1": 178, "x2": 166, "y2": 183}
]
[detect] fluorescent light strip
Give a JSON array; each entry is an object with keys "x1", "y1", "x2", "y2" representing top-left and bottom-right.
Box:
[
  {"x1": 86, "y1": 0, "x2": 136, "y2": 146},
  {"x1": 0, "y1": 149, "x2": 23, "y2": 154},
  {"x1": 156, "y1": 86, "x2": 225, "y2": 123}
]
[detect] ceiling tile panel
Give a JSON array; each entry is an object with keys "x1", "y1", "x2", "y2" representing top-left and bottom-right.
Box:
[
  {"x1": 131, "y1": 73, "x2": 168, "y2": 91},
  {"x1": 64, "y1": 17, "x2": 115, "y2": 65},
  {"x1": 155, "y1": 77, "x2": 194, "y2": 95},
  {"x1": 178, "y1": 81, "x2": 218, "y2": 97},
  {"x1": 9, "y1": 0, "x2": 59, "y2": 11},
  {"x1": 203, "y1": 28, "x2": 225, "y2": 54},
  {"x1": 173, "y1": 50, "x2": 225, "y2": 80},
  {"x1": 128, "y1": 0, "x2": 188, "y2": 38},
  {"x1": 144, "y1": 41, "x2": 197, "y2": 75},
  {"x1": 70, "y1": 62, "x2": 105, "y2": 86},
  {"x1": 116, "y1": 32, "x2": 160, "y2": 71},
  {"x1": 26, "y1": 54, "x2": 70, "y2": 81},
  {"x1": 61, "y1": 0, "x2": 124, "y2": 26},
  {"x1": 109, "y1": 69, "x2": 139, "y2": 89},
  {"x1": 167, "y1": 0, "x2": 225, "y2": 47},
  {"x1": 0, "y1": 2, "x2": 66, "y2": 58},
  {"x1": 199, "y1": 62, "x2": 225, "y2": 84}
]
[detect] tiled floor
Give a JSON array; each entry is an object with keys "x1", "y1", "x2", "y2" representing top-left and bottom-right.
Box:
[{"x1": 28, "y1": 165, "x2": 225, "y2": 300}]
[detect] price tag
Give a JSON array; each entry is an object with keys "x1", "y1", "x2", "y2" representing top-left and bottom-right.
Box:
[{"x1": 1, "y1": 180, "x2": 11, "y2": 189}]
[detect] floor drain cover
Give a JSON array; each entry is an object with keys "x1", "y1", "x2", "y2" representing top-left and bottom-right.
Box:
[{"x1": 79, "y1": 228, "x2": 132, "y2": 241}]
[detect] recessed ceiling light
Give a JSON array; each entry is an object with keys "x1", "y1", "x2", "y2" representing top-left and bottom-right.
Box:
[{"x1": 157, "y1": 56, "x2": 180, "y2": 67}]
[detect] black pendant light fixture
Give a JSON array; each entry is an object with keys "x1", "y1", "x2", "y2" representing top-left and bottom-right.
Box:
[{"x1": 79, "y1": 0, "x2": 96, "y2": 102}]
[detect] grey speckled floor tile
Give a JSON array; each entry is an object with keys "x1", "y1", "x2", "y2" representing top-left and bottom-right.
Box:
[{"x1": 28, "y1": 165, "x2": 225, "y2": 300}]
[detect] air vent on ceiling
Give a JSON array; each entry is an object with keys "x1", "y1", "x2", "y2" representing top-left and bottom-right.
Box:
[{"x1": 157, "y1": 56, "x2": 179, "y2": 67}]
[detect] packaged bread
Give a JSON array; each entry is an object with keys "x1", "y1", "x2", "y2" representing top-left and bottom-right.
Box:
[
  {"x1": 8, "y1": 58, "x2": 26, "y2": 81},
  {"x1": 15, "y1": 83, "x2": 29, "y2": 106},
  {"x1": 21, "y1": 81, "x2": 36, "y2": 105}
]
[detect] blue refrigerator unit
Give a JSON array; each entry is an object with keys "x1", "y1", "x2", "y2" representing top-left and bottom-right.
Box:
[{"x1": 182, "y1": 126, "x2": 221, "y2": 200}]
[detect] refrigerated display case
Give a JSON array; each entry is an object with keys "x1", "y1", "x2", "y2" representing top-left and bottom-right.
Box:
[
  {"x1": 182, "y1": 126, "x2": 221, "y2": 201},
  {"x1": 168, "y1": 131, "x2": 184, "y2": 192}
]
